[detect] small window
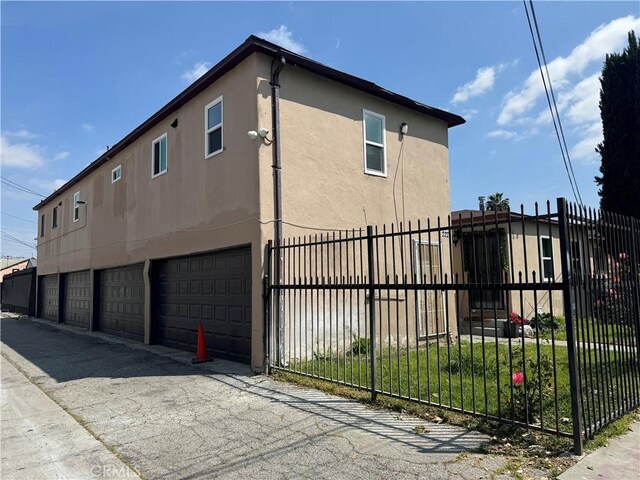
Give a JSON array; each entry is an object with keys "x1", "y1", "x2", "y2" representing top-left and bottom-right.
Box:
[
  {"x1": 363, "y1": 110, "x2": 386, "y2": 176},
  {"x1": 73, "y1": 191, "x2": 80, "y2": 222},
  {"x1": 112, "y1": 165, "x2": 122, "y2": 183},
  {"x1": 40, "y1": 214, "x2": 45, "y2": 237},
  {"x1": 541, "y1": 236, "x2": 553, "y2": 281},
  {"x1": 52, "y1": 206, "x2": 58, "y2": 228},
  {"x1": 205, "y1": 97, "x2": 223, "y2": 158},
  {"x1": 152, "y1": 134, "x2": 168, "y2": 178}
]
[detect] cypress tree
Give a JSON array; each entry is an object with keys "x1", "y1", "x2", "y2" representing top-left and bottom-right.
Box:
[{"x1": 595, "y1": 31, "x2": 640, "y2": 218}]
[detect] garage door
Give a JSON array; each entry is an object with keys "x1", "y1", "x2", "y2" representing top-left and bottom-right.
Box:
[
  {"x1": 63, "y1": 270, "x2": 91, "y2": 329},
  {"x1": 98, "y1": 264, "x2": 145, "y2": 341},
  {"x1": 155, "y1": 246, "x2": 252, "y2": 363},
  {"x1": 38, "y1": 274, "x2": 59, "y2": 321}
]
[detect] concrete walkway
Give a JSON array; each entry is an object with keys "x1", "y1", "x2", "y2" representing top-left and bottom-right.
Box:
[
  {"x1": 1, "y1": 355, "x2": 139, "y2": 479},
  {"x1": 558, "y1": 422, "x2": 640, "y2": 480},
  {"x1": 0, "y1": 314, "x2": 509, "y2": 480}
]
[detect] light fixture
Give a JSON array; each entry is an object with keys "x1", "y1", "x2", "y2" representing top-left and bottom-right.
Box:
[
  {"x1": 400, "y1": 123, "x2": 409, "y2": 136},
  {"x1": 76, "y1": 200, "x2": 87, "y2": 205},
  {"x1": 258, "y1": 128, "x2": 269, "y2": 138},
  {"x1": 247, "y1": 130, "x2": 258, "y2": 140}
]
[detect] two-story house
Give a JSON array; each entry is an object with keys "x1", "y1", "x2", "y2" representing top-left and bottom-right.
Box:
[{"x1": 33, "y1": 35, "x2": 465, "y2": 371}]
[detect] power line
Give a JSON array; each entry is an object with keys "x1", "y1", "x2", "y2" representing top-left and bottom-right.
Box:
[
  {"x1": 0, "y1": 176, "x2": 46, "y2": 198},
  {"x1": 528, "y1": 0, "x2": 583, "y2": 205},
  {"x1": 1, "y1": 211, "x2": 37, "y2": 224},
  {"x1": 1, "y1": 231, "x2": 36, "y2": 250},
  {"x1": 522, "y1": 0, "x2": 583, "y2": 206}
]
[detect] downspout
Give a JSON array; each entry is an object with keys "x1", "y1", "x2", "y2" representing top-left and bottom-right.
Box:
[{"x1": 270, "y1": 55, "x2": 286, "y2": 366}]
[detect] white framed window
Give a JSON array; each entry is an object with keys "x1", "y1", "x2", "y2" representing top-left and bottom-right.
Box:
[
  {"x1": 205, "y1": 96, "x2": 223, "y2": 158},
  {"x1": 363, "y1": 109, "x2": 386, "y2": 176},
  {"x1": 540, "y1": 236, "x2": 554, "y2": 281},
  {"x1": 152, "y1": 133, "x2": 168, "y2": 178},
  {"x1": 112, "y1": 165, "x2": 122, "y2": 183},
  {"x1": 73, "y1": 191, "x2": 80, "y2": 222}
]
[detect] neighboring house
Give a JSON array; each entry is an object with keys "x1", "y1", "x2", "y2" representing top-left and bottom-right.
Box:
[
  {"x1": 451, "y1": 209, "x2": 566, "y2": 337},
  {"x1": 33, "y1": 36, "x2": 464, "y2": 370},
  {"x1": 0, "y1": 257, "x2": 36, "y2": 283}
]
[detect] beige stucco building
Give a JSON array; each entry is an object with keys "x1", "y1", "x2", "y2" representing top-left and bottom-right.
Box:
[{"x1": 33, "y1": 36, "x2": 464, "y2": 370}]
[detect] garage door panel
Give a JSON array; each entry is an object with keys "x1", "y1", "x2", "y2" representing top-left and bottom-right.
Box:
[
  {"x1": 98, "y1": 264, "x2": 144, "y2": 341},
  {"x1": 156, "y1": 246, "x2": 251, "y2": 363},
  {"x1": 38, "y1": 274, "x2": 59, "y2": 321},
  {"x1": 63, "y1": 270, "x2": 90, "y2": 329}
]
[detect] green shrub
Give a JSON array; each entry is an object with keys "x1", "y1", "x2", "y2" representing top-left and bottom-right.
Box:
[{"x1": 351, "y1": 336, "x2": 370, "y2": 355}]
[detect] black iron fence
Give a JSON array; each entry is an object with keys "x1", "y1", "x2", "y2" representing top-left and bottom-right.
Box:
[{"x1": 264, "y1": 198, "x2": 640, "y2": 453}]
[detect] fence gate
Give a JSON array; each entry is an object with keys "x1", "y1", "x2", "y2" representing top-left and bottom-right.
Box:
[{"x1": 264, "y1": 198, "x2": 640, "y2": 454}]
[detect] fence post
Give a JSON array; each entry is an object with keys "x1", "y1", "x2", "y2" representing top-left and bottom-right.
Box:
[
  {"x1": 557, "y1": 197, "x2": 584, "y2": 455},
  {"x1": 629, "y1": 218, "x2": 640, "y2": 370},
  {"x1": 366, "y1": 226, "x2": 377, "y2": 401},
  {"x1": 264, "y1": 240, "x2": 273, "y2": 375}
]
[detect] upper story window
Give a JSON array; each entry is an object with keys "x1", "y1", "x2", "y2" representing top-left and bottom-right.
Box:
[
  {"x1": 152, "y1": 133, "x2": 168, "y2": 178},
  {"x1": 73, "y1": 191, "x2": 80, "y2": 222},
  {"x1": 541, "y1": 236, "x2": 554, "y2": 281},
  {"x1": 363, "y1": 110, "x2": 386, "y2": 176},
  {"x1": 112, "y1": 165, "x2": 122, "y2": 183},
  {"x1": 52, "y1": 206, "x2": 58, "y2": 228},
  {"x1": 40, "y1": 214, "x2": 45, "y2": 237},
  {"x1": 205, "y1": 96, "x2": 223, "y2": 158}
]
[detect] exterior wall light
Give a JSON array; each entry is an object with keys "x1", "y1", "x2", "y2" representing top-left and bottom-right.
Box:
[
  {"x1": 400, "y1": 123, "x2": 409, "y2": 136},
  {"x1": 247, "y1": 130, "x2": 258, "y2": 140}
]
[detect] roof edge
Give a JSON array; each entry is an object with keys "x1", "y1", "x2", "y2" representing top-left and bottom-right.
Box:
[{"x1": 34, "y1": 35, "x2": 465, "y2": 211}]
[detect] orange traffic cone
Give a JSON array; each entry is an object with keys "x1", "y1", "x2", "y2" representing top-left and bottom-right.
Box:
[{"x1": 192, "y1": 323, "x2": 212, "y2": 364}]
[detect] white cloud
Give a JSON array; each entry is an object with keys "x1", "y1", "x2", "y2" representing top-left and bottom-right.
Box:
[
  {"x1": 29, "y1": 177, "x2": 68, "y2": 192},
  {"x1": 498, "y1": 15, "x2": 640, "y2": 126},
  {"x1": 451, "y1": 67, "x2": 496, "y2": 104},
  {"x1": 0, "y1": 135, "x2": 45, "y2": 169},
  {"x1": 3, "y1": 129, "x2": 40, "y2": 139},
  {"x1": 460, "y1": 108, "x2": 479, "y2": 120},
  {"x1": 487, "y1": 129, "x2": 518, "y2": 139},
  {"x1": 451, "y1": 61, "x2": 517, "y2": 104},
  {"x1": 82, "y1": 123, "x2": 95, "y2": 132},
  {"x1": 53, "y1": 151, "x2": 70, "y2": 161},
  {"x1": 257, "y1": 25, "x2": 307, "y2": 54},
  {"x1": 570, "y1": 122, "x2": 602, "y2": 163},
  {"x1": 181, "y1": 61, "x2": 212, "y2": 83}
]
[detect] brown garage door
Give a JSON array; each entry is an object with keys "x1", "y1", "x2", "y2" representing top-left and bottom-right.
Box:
[
  {"x1": 155, "y1": 246, "x2": 252, "y2": 363},
  {"x1": 98, "y1": 264, "x2": 145, "y2": 341},
  {"x1": 63, "y1": 270, "x2": 91, "y2": 329},
  {"x1": 38, "y1": 274, "x2": 58, "y2": 321}
]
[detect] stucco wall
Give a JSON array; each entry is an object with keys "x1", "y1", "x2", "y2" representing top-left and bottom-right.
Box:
[
  {"x1": 255, "y1": 55, "x2": 456, "y2": 357},
  {"x1": 36, "y1": 55, "x2": 267, "y2": 370}
]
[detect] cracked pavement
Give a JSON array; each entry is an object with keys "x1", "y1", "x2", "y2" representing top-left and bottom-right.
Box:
[{"x1": 1, "y1": 315, "x2": 509, "y2": 479}]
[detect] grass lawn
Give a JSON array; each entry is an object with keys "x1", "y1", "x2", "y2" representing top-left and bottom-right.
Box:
[
  {"x1": 546, "y1": 319, "x2": 636, "y2": 345},
  {"x1": 287, "y1": 338, "x2": 639, "y2": 436}
]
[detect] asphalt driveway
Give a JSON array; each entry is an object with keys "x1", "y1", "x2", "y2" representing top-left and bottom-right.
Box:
[{"x1": 1, "y1": 314, "x2": 505, "y2": 479}]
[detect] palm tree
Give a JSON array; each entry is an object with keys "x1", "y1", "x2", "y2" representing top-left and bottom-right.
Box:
[{"x1": 485, "y1": 192, "x2": 510, "y2": 212}]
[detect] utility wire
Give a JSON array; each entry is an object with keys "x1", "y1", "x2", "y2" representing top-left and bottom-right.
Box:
[
  {"x1": 522, "y1": 0, "x2": 583, "y2": 206},
  {"x1": 528, "y1": 0, "x2": 583, "y2": 205},
  {"x1": 1, "y1": 211, "x2": 37, "y2": 224},
  {"x1": 1, "y1": 231, "x2": 36, "y2": 249},
  {"x1": 0, "y1": 176, "x2": 46, "y2": 198}
]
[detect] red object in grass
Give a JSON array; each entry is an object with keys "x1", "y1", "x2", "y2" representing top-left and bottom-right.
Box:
[{"x1": 512, "y1": 372, "x2": 525, "y2": 385}]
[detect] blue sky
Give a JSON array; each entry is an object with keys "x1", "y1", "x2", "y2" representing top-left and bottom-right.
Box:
[{"x1": 1, "y1": 1, "x2": 638, "y2": 257}]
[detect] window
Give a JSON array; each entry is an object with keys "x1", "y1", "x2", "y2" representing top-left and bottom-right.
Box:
[
  {"x1": 363, "y1": 110, "x2": 386, "y2": 176},
  {"x1": 541, "y1": 236, "x2": 554, "y2": 281},
  {"x1": 205, "y1": 97, "x2": 223, "y2": 158},
  {"x1": 40, "y1": 214, "x2": 45, "y2": 237},
  {"x1": 52, "y1": 206, "x2": 58, "y2": 228},
  {"x1": 152, "y1": 133, "x2": 168, "y2": 178},
  {"x1": 112, "y1": 165, "x2": 122, "y2": 183},
  {"x1": 73, "y1": 191, "x2": 80, "y2": 222}
]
